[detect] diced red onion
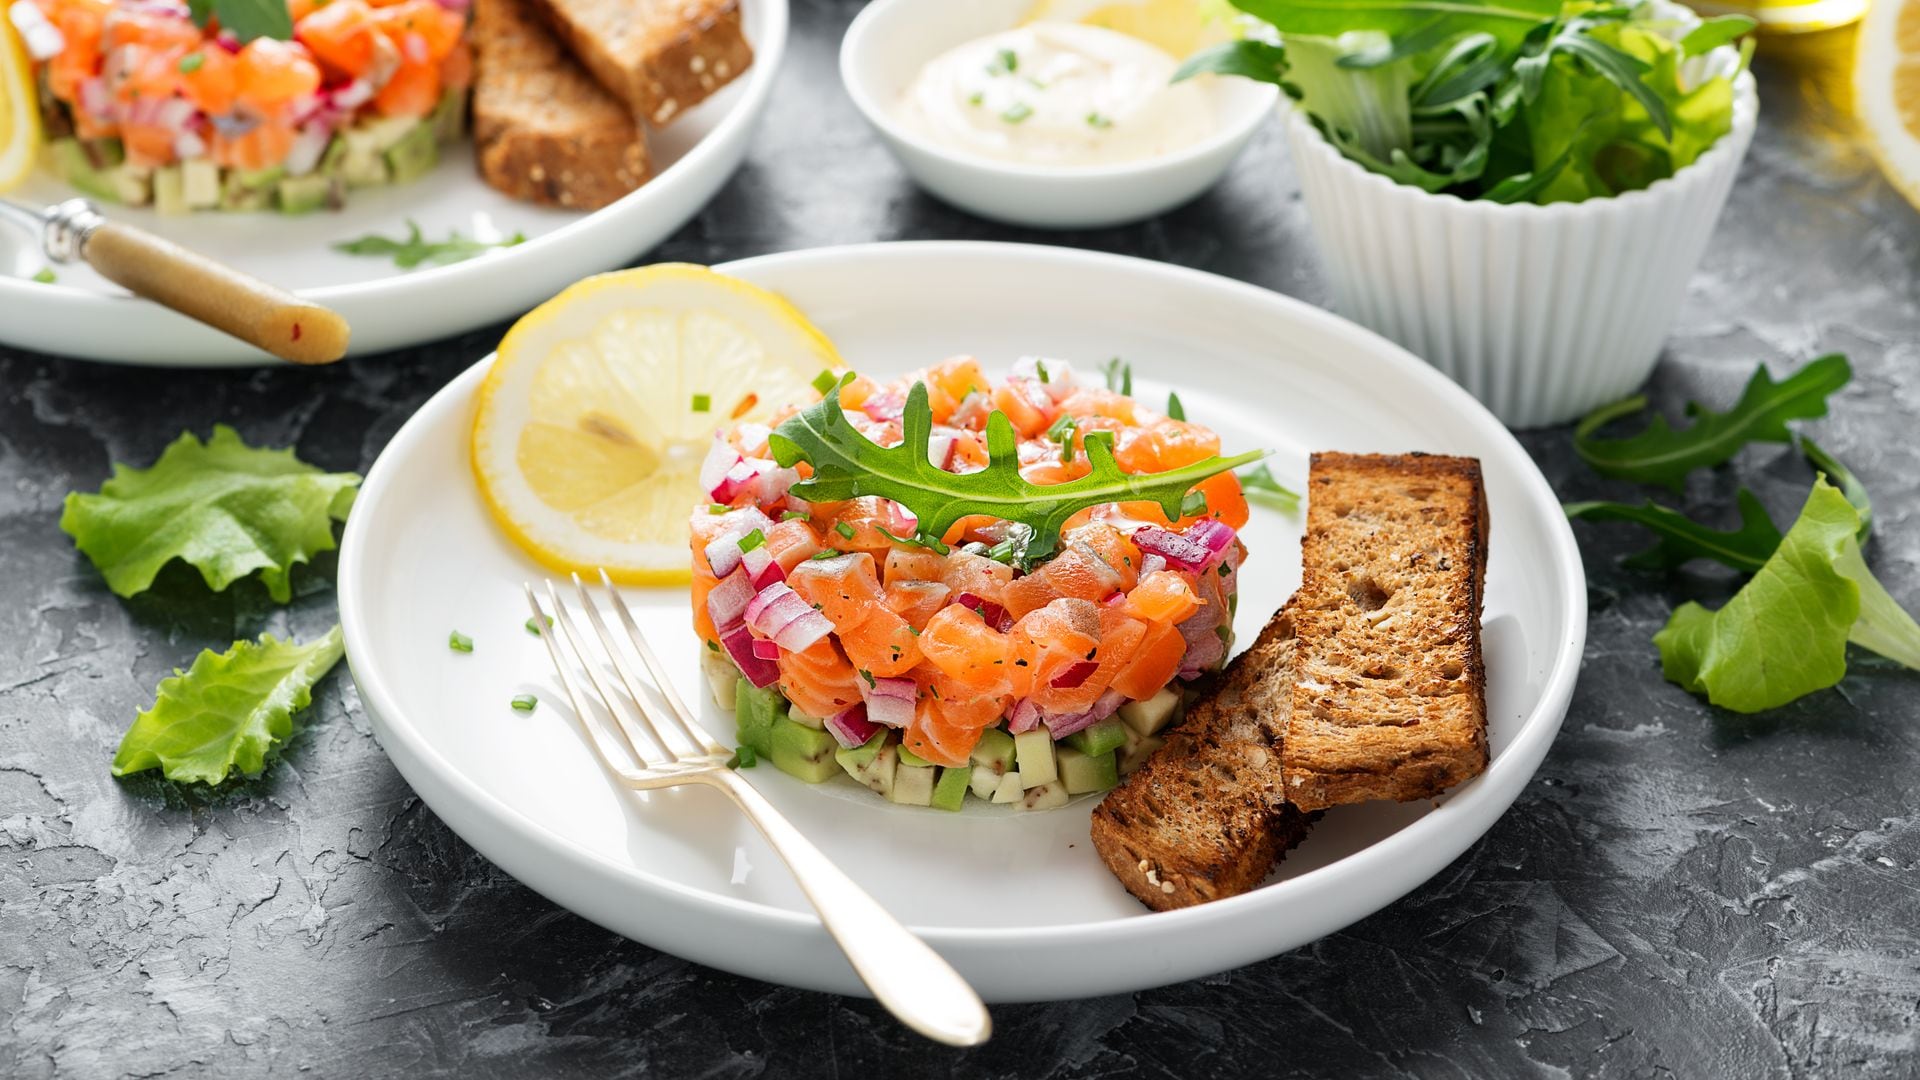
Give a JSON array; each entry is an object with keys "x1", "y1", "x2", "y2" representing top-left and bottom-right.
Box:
[
  {"x1": 432, "y1": 0, "x2": 469, "y2": 11},
  {"x1": 862, "y1": 390, "x2": 906, "y2": 423},
  {"x1": 1133, "y1": 520, "x2": 1237, "y2": 574},
  {"x1": 706, "y1": 569, "x2": 754, "y2": 629},
  {"x1": 954, "y1": 593, "x2": 1006, "y2": 630},
  {"x1": 925, "y1": 432, "x2": 956, "y2": 471},
  {"x1": 713, "y1": 457, "x2": 776, "y2": 504},
  {"x1": 702, "y1": 506, "x2": 773, "y2": 578},
  {"x1": 1007, "y1": 697, "x2": 1043, "y2": 734},
  {"x1": 331, "y1": 78, "x2": 376, "y2": 110},
  {"x1": 1140, "y1": 553, "x2": 1167, "y2": 577},
  {"x1": 751, "y1": 638, "x2": 781, "y2": 661},
  {"x1": 1176, "y1": 612, "x2": 1226, "y2": 679},
  {"x1": 78, "y1": 78, "x2": 112, "y2": 121},
  {"x1": 950, "y1": 393, "x2": 989, "y2": 428},
  {"x1": 752, "y1": 466, "x2": 800, "y2": 505},
  {"x1": 741, "y1": 545, "x2": 784, "y2": 591},
  {"x1": 399, "y1": 29, "x2": 430, "y2": 64},
  {"x1": 1045, "y1": 690, "x2": 1127, "y2": 739},
  {"x1": 861, "y1": 676, "x2": 917, "y2": 729},
  {"x1": 825, "y1": 703, "x2": 882, "y2": 749},
  {"x1": 11, "y1": 2, "x2": 66, "y2": 60},
  {"x1": 745, "y1": 582, "x2": 835, "y2": 652},
  {"x1": 1012, "y1": 357, "x2": 1076, "y2": 401},
  {"x1": 720, "y1": 624, "x2": 780, "y2": 688},
  {"x1": 1050, "y1": 660, "x2": 1098, "y2": 690},
  {"x1": 699, "y1": 436, "x2": 742, "y2": 500},
  {"x1": 285, "y1": 124, "x2": 332, "y2": 176}
]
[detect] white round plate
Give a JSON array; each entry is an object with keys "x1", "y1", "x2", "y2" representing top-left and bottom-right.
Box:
[
  {"x1": 0, "y1": 0, "x2": 786, "y2": 367},
  {"x1": 338, "y1": 241, "x2": 1587, "y2": 1002}
]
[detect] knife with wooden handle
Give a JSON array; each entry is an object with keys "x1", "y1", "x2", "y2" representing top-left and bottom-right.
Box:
[{"x1": 2, "y1": 198, "x2": 351, "y2": 364}]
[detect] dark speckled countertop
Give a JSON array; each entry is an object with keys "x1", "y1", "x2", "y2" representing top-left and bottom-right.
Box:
[{"x1": 4, "y1": 5, "x2": 1918, "y2": 1077}]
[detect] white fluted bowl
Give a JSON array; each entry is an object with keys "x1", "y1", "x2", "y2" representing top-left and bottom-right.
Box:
[{"x1": 1284, "y1": 69, "x2": 1758, "y2": 429}]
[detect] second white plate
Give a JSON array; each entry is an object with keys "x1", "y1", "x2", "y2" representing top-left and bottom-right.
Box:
[
  {"x1": 0, "y1": 0, "x2": 786, "y2": 366},
  {"x1": 338, "y1": 241, "x2": 1587, "y2": 1002}
]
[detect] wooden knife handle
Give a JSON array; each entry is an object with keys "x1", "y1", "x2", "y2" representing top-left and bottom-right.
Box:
[{"x1": 82, "y1": 221, "x2": 351, "y2": 364}]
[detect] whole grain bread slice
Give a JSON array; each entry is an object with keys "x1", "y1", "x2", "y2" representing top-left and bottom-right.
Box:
[
  {"x1": 1285, "y1": 452, "x2": 1489, "y2": 812},
  {"x1": 471, "y1": 0, "x2": 651, "y2": 210},
  {"x1": 1090, "y1": 607, "x2": 1313, "y2": 912},
  {"x1": 524, "y1": 0, "x2": 752, "y2": 126}
]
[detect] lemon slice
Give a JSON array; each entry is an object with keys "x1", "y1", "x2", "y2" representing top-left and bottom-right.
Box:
[
  {"x1": 0, "y1": 16, "x2": 42, "y2": 193},
  {"x1": 471, "y1": 265, "x2": 843, "y2": 584},
  {"x1": 1856, "y1": 0, "x2": 1920, "y2": 212},
  {"x1": 1020, "y1": 0, "x2": 1229, "y2": 57}
]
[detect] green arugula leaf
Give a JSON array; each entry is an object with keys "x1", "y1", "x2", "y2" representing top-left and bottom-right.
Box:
[
  {"x1": 333, "y1": 220, "x2": 526, "y2": 270},
  {"x1": 1565, "y1": 489, "x2": 1780, "y2": 573},
  {"x1": 1574, "y1": 355, "x2": 1853, "y2": 490},
  {"x1": 112, "y1": 626, "x2": 346, "y2": 785},
  {"x1": 60, "y1": 426, "x2": 360, "y2": 603},
  {"x1": 1238, "y1": 462, "x2": 1300, "y2": 512},
  {"x1": 1654, "y1": 480, "x2": 1920, "y2": 713},
  {"x1": 769, "y1": 377, "x2": 1263, "y2": 561},
  {"x1": 1174, "y1": 38, "x2": 1288, "y2": 85},
  {"x1": 186, "y1": 0, "x2": 291, "y2": 42},
  {"x1": 1228, "y1": 0, "x2": 1561, "y2": 48},
  {"x1": 1799, "y1": 435, "x2": 1871, "y2": 543},
  {"x1": 1679, "y1": 14, "x2": 1754, "y2": 56}
]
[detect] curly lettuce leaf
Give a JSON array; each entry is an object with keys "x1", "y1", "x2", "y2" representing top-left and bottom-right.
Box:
[
  {"x1": 1565, "y1": 488, "x2": 1781, "y2": 573},
  {"x1": 1574, "y1": 355, "x2": 1852, "y2": 490},
  {"x1": 1654, "y1": 480, "x2": 1920, "y2": 713},
  {"x1": 112, "y1": 626, "x2": 346, "y2": 785},
  {"x1": 769, "y1": 376, "x2": 1263, "y2": 561},
  {"x1": 60, "y1": 426, "x2": 361, "y2": 603}
]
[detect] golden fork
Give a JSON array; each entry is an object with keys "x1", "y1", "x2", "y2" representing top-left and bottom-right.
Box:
[{"x1": 525, "y1": 571, "x2": 991, "y2": 1047}]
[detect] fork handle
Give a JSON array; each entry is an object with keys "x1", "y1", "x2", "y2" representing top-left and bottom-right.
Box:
[{"x1": 710, "y1": 769, "x2": 992, "y2": 1046}]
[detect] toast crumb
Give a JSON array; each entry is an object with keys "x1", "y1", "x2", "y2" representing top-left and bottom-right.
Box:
[
  {"x1": 1090, "y1": 608, "x2": 1313, "y2": 912},
  {"x1": 472, "y1": 0, "x2": 652, "y2": 209},
  {"x1": 1284, "y1": 452, "x2": 1490, "y2": 812}
]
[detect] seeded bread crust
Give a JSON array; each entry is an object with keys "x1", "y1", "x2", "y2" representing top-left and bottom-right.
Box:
[
  {"x1": 472, "y1": 0, "x2": 650, "y2": 209},
  {"x1": 1090, "y1": 607, "x2": 1313, "y2": 912},
  {"x1": 1285, "y1": 452, "x2": 1489, "y2": 812},
  {"x1": 525, "y1": 0, "x2": 753, "y2": 126}
]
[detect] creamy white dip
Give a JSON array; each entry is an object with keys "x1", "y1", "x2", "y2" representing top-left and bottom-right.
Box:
[{"x1": 896, "y1": 24, "x2": 1215, "y2": 168}]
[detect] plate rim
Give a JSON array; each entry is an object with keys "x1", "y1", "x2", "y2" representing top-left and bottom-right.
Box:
[
  {"x1": 0, "y1": 0, "x2": 790, "y2": 308},
  {"x1": 338, "y1": 239, "x2": 1588, "y2": 953}
]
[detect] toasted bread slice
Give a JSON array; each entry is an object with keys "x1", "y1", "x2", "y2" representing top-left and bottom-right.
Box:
[
  {"x1": 471, "y1": 0, "x2": 650, "y2": 209},
  {"x1": 525, "y1": 0, "x2": 752, "y2": 126},
  {"x1": 1285, "y1": 452, "x2": 1489, "y2": 812},
  {"x1": 1090, "y1": 608, "x2": 1313, "y2": 912}
]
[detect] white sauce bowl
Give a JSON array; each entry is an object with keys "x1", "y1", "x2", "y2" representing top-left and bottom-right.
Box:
[{"x1": 840, "y1": 0, "x2": 1277, "y2": 229}]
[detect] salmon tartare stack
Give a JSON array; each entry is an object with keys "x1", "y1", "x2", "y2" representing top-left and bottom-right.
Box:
[
  {"x1": 16, "y1": 0, "x2": 470, "y2": 212},
  {"x1": 692, "y1": 357, "x2": 1262, "y2": 811}
]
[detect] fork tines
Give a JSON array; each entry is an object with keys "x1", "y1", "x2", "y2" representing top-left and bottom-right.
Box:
[{"x1": 526, "y1": 571, "x2": 727, "y2": 776}]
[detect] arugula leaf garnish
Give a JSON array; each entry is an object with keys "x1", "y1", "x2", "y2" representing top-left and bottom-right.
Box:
[
  {"x1": 769, "y1": 376, "x2": 1263, "y2": 561},
  {"x1": 333, "y1": 220, "x2": 527, "y2": 270},
  {"x1": 1238, "y1": 463, "x2": 1301, "y2": 513},
  {"x1": 1564, "y1": 490, "x2": 1780, "y2": 573},
  {"x1": 186, "y1": 0, "x2": 291, "y2": 43},
  {"x1": 60, "y1": 426, "x2": 360, "y2": 603},
  {"x1": 1574, "y1": 354, "x2": 1852, "y2": 490},
  {"x1": 1654, "y1": 480, "x2": 1920, "y2": 713},
  {"x1": 1799, "y1": 435, "x2": 1872, "y2": 543},
  {"x1": 111, "y1": 627, "x2": 345, "y2": 785}
]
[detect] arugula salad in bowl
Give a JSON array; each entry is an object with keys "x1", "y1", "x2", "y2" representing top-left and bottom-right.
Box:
[{"x1": 691, "y1": 357, "x2": 1266, "y2": 812}]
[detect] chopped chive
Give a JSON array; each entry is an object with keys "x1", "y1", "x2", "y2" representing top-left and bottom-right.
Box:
[
  {"x1": 738, "y1": 528, "x2": 766, "y2": 553},
  {"x1": 31, "y1": 268, "x2": 55, "y2": 284},
  {"x1": 178, "y1": 52, "x2": 204, "y2": 73},
  {"x1": 1036, "y1": 361, "x2": 1050, "y2": 384},
  {"x1": 967, "y1": 91, "x2": 984, "y2": 106},
  {"x1": 781, "y1": 509, "x2": 810, "y2": 521},
  {"x1": 859, "y1": 669, "x2": 876, "y2": 688},
  {"x1": 1167, "y1": 392, "x2": 1186, "y2": 421},
  {"x1": 707, "y1": 639, "x2": 721, "y2": 652},
  {"x1": 727, "y1": 745, "x2": 759, "y2": 769},
  {"x1": 691, "y1": 393, "x2": 711, "y2": 412},
  {"x1": 1180, "y1": 490, "x2": 1209, "y2": 518},
  {"x1": 449, "y1": 630, "x2": 474, "y2": 653},
  {"x1": 813, "y1": 548, "x2": 842, "y2": 560},
  {"x1": 1218, "y1": 563, "x2": 1233, "y2": 577},
  {"x1": 988, "y1": 48, "x2": 1018, "y2": 75},
  {"x1": 510, "y1": 694, "x2": 538, "y2": 712},
  {"x1": 834, "y1": 521, "x2": 856, "y2": 540},
  {"x1": 812, "y1": 369, "x2": 839, "y2": 395},
  {"x1": 1000, "y1": 102, "x2": 1034, "y2": 124},
  {"x1": 524, "y1": 615, "x2": 552, "y2": 635},
  {"x1": 1086, "y1": 111, "x2": 1112, "y2": 129},
  {"x1": 708, "y1": 502, "x2": 728, "y2": 513},
  {"x1": 1103, "y1": 358, "x2": 1132, "y2": 395}
]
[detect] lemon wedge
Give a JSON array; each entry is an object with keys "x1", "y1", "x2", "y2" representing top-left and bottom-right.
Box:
[
  {"x1": 0, "y1": 14, "x2": 42, "y2": 194},
  {"x1": 1020, "y1": 0, "x2": 1229, "y2": 57},
  {"x1": 471, "y1": 264, "x2": 843, "y2": 584},
  {"x1": 1856, "y1": 0, "x2": 1920, "y2": 212}
]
